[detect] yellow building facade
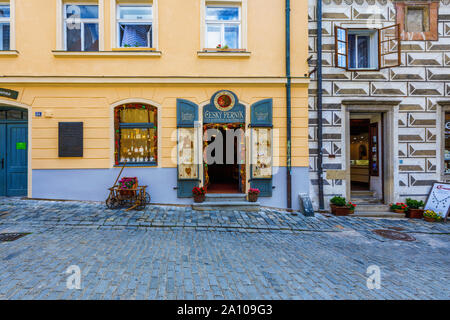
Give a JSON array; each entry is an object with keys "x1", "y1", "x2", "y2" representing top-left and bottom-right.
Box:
[{"x1": 0, "y1": 0, "x2": 309, "y2": 209}]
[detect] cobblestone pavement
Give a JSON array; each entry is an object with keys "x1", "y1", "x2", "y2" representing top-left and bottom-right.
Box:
[{"x1": 0, "y1": 198, "x2": 449, "y2": 300}]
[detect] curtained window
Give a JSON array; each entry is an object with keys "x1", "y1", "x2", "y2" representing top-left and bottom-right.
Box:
[
  {"x1": 114, "y1": 104, "x2": 158, "y2": 166},
  {"x1": 64, "y1": 4, "x2": 99, "y2": 51},
  {"x1": 117, "y1": 5, "x2": 153, "y2": 48}
]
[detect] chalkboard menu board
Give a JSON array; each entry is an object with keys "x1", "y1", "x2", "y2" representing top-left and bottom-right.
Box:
[{"x1": 58, "y1": 122, "x2": 83, "y2": 157}]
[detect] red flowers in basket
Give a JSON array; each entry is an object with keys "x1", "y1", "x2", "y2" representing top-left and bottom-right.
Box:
[
  {"x1": 248, "y1": 188, "x2": 260, "y2": 195},
  {"x1": 118, "y1": 177, "x2": 137, "y2": 190},
  {"x1": 192, "y1": 186, "x2": 207, "y2": 196}
]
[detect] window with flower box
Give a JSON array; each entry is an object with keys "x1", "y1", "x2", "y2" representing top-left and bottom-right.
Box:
[
  {"x1": 205, "y1": 4, "x2": 241, "y2": 49},
  {"x1": 114, "y1": 104, "x2": 157, "y2": 166},
  {"x1": 117, "y1": 4, "x2": 153, "y2": 48}
]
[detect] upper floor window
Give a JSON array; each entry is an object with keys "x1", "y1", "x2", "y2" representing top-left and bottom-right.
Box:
[
  {"x1": 0, "y1": 3, "x2": 10, "y2": 51},
  {"x1": 335, "y1": 25, "x2": 401, "y2": 71},
  {"x1": 117, "y1": 5, "x2": 153, "y2": 48},
  {"x1": 64, "y1": 4, "x2": 99, "y2": 51},
  {"x1": 205, "y1": 5, "x2": 241, "y2": 49},
  {"x1": 395, "y1": 1, "x2": 439, "y2": 41},
  {"x1": 114, "y1": 104, "x2": 158, "y2": 166}
]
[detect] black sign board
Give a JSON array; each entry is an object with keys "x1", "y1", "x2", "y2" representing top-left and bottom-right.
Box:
[
  {"x1": 0, "y1": 88, "x2": 19, "y2": 100},
  {"x1": 299, "y1": 193, "x2": 315, "y2": 217},
  {"x1": 58, "y1": 122, "x2": 83, "y2": 157}
]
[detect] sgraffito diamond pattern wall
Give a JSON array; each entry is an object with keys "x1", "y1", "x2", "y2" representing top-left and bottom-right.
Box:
[{"x1": 309, "y1": 0, "x2": 450, "y2": 208}]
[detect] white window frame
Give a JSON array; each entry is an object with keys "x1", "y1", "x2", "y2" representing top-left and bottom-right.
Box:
[
  {"x1": 116, "y1": 4, "x2": 153, "y2": 48},
  {"x1": 204, "y1": 4, "x2": 241, "y2": 49},
  {"x1": 347, "y1": 29, "x2": 379, "y2": 71},
  {"x1": 0, "y1": 1, "x2": 13, "y2": 51},
  {"x1": 111, "y1": 1, "x2": 157, "y2": 50},
  {"x1": 63, "y1": 3, "x2": 100, "y2": 51}
]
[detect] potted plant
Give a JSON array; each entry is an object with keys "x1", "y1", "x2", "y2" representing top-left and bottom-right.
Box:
[
  {"x1": 192, "y1": 186, "x2": 207, "y2": 203},
  {"x1": 423, "y1": 210, "x2": 443, "y2": 223},
  {"x1": 118, "y1": 177, "x2": 138, "y2": 196},
  {"x1": 248, "y1": 188, "x2": 260, "y2": 202},
  {"x1": 330, "y1": 196, "x2": 352, "y2": 216},
  {"x1": 348, "y1": 201, "x2": 357, "y2": 214},
  {"x1": 405, "y1": 198, "x2": 425, "y2": 219},
  {"x1": 389, "y1": 202, "x2": 408, "y2": 214}
]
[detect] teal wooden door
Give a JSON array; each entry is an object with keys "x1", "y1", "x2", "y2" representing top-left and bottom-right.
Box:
[
  {"x1": 0, "y1": 124, "x2": 6, "y2": 196},
  {"x1": 5, "y1": 123, "x2": 28, "y2": 196}
]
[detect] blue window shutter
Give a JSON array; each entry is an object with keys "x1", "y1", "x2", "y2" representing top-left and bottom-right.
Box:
[
  {"x1": 250, "y1": 99, "x2": 273, "y2": 197},
  {"x1": 176, "y1": 99, "x2": 199, "y2": 197}
]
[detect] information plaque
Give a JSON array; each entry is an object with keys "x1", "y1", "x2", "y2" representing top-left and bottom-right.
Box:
[{"x1": 58, "y1": 122, "x2": 83, "y2": 157}]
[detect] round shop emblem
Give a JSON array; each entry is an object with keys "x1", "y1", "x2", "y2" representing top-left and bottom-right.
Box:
[{"x1": 214, "y1": 91, "x2": 235, "y2": 111}]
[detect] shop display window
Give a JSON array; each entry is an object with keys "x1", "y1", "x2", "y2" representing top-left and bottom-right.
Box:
[{"x1": 114, "y1": 104, "x2": 157, "y2": 166}]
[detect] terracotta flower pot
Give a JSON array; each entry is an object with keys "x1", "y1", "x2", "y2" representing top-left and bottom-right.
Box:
[
  {"x1": 407, "y1": 208, "x2": 424, "y2": 219},
  {"x1": 394, "y1": 209, "x2": 405, "y2": 214},
  {"x1": 330, "y1": 204, "x2": 351, "y2": 216},
  {"x1": 248, "y1": 193, "x2": 259, "y2": 202},
  {"x1": 193, "y1": 194, "x2": 205, "y2": 203}
]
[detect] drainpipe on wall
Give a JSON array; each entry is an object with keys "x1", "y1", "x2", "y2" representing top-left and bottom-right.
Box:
[
  {"x1": 317, "y1": 0, "x2": 325, "y2": 210},
  {"x1": 286, "y1": 0, "x2": 292, "y2": 209}
]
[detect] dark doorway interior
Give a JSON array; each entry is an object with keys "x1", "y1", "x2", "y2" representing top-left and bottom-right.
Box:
[
  {"x1": 350, "y1": 119, "x2": 371, "y2": 191},
  {"x1": 206, "y1": 126, "x2": 240, "y2": 194}
]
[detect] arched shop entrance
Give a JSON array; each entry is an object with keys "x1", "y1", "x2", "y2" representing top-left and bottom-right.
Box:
[
  {"x1": 203, "y1": 91, "x2": 246, "y2": 194},
  {"x1": 176, "y1": 91, "x2": 273, "y2": 198}
]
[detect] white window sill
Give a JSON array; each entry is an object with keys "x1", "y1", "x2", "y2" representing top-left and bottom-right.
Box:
[
  {"x1": 197, "y1": 50, "x2": 251, "y2": 58},
  {"x1": 52, "y1": 50, "x2": 162, "y2": 57},
  {"x1": 0, "y1": 50, "x2": 19, "y2": 56}
]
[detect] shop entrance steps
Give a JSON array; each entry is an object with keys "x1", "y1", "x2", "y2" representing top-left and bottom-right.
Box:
[
  {"x1": 351, "y1": 190, "x2": 383, "y2": 205},
  {"x1": 192, "y1": 194, "x2": 260, "y2": 211},
  {"x1": 351, "y1": 204, "x2": 405, "y2": 218}
]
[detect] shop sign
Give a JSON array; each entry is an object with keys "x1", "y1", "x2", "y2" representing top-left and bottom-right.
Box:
[
  {"x1": 250, "y1": 99, "x2": 273, "y2": 127},
  {"x1": 0, "y1": 88, "x2": 19, "y2": 100},
  {"x1": 177, "y1": 99, "x2": 198, "y2": 128},
  {"x1": 203, "y1": 90, "x2": 245, "y2": 124},
  {"x1": 424, "y1": 182, "x2": 450, "y2": 220}
]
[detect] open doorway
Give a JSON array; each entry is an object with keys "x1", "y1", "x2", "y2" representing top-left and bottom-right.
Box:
[
  {"x1": 349, "y1": 113, "x2": 384, "y2": 204},
  {"x1": 203, "y1": 124, "x2": 245, "y2": 194}
]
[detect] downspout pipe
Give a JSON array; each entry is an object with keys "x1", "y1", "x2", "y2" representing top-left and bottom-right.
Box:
[
  {"x1": 317, "y1": 0, "x2": 325, "y2": 210},
  {"x1": 286, "y1": 0, "x2": 292, "y2": 209}
]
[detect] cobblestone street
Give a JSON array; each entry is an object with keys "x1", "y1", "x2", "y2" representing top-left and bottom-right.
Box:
[{"x1": 0, "y1": 198, "x2": 449, "y2": 300}]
